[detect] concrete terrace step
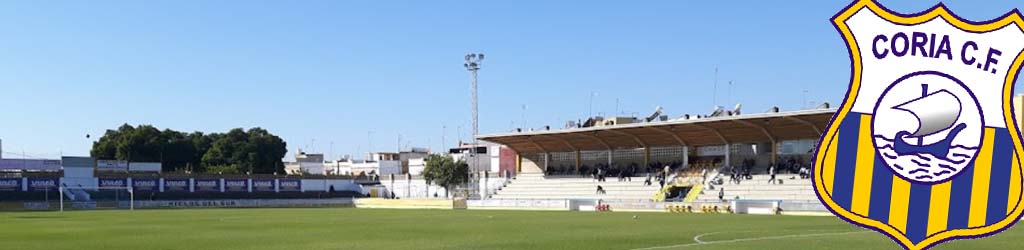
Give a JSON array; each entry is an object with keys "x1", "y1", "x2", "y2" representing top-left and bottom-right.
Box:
[
  {"x1": 491, "y1": 194, "x2": 653, "y2": 200},
  {"x1": 492, "y1": 175, "x2": 660, "y2": 200},
  {"x1": 498, "y1": 190, "x2": 657, "y2": 195},
  {"x1": 710, "y1": 186, "x2": 813, "y2": 191},
  {"x1": 501, "y1": 183, "x2": 659, "y2": 189}
]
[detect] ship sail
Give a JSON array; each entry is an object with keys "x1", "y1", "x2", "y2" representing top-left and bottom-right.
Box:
[{"x1": 892, "y1": 89, "x2": 961, "y2": 138}]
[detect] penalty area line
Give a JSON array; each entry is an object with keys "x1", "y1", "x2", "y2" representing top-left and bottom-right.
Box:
[{"x1": 628, "y1": 230, "x2": 871, "y2": 250}]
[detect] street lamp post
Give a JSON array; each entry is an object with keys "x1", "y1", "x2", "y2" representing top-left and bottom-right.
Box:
[{"x1": 464, "y1": 53, "x2": 484, "y2": 198}]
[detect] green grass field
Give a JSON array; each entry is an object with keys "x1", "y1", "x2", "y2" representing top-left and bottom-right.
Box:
[{"x1": 1, "y1": 208, "x2": 1021, "y2": 250}]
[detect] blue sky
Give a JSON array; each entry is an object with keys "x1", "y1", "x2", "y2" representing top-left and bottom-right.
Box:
[{"x1": 0, "y1": 0, "x2": 1022, "y2": 160}]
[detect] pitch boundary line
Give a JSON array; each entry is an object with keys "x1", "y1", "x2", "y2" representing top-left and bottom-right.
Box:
[{"x1": 629, "y1": 230, "x2": 871, "y2": 250}]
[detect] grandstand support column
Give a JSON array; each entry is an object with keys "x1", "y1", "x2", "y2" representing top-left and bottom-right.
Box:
[
  {"x1": 544, "y1": 153, "x2": 550, "y2": 172},
  {"x1": 683, "y1": 147, "x2": 689, "y2": 168},
  {"x1": 643, "y1": 147, "x2": 650, "y2": 167},
  {"x1": 516, "y1": 154, "x2": 522, "y2": 173},
  {"x1": 770, "y1": 141, "x2": 778, "y2": 167},
  {"x1": 724, "y1": 144, "x2": 731, "y2": 168},
  {"x1": 607, "y1": 150, "x2": 613, "y2": 166},
  {"x1": 575, "y1": 150, "x2": 581, "y2": 172}
]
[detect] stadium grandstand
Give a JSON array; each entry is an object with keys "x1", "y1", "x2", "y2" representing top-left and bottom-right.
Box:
[{"x1": 477, "y1": 106, "x2": 836, "y2": 212}]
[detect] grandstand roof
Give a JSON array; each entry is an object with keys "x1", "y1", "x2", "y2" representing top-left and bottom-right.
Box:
[{"x1": 478, "y1": 108, "x2": 837, "y2": 154}]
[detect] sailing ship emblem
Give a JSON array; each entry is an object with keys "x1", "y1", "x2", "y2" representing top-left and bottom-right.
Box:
[
  {"x1": 814, "y1": 1, "x2": 1024, "y2": 249},
  {"x1": 873, "y1": 72, "x2": 982, "y2": 183}
]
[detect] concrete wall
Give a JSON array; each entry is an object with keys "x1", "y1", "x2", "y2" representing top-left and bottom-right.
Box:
[
  {"x1": 379, "y1": 177, "x2": 451, "y2": 198},
  {"x1": 520, "y1": 156, "x2": 543, "y2": 173}
]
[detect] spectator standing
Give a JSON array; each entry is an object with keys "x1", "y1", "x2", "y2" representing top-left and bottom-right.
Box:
[
  {"x1": 768, "y1": 165, "x2": 777, "y2": 184},
  {"x1": 628, "y1": 165, "x2": 635, "y2": 182}
]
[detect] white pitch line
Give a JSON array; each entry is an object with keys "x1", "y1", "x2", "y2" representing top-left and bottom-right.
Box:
[
  {"x1": 692, "y1": 232, "x2": 725, "y2": 244},
  {"x1": 629, "y1": 231, "x2": 871, "y2": 250}
]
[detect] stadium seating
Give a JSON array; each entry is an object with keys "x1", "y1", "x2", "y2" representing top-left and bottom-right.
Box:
[
  {"x1": 490, "y1": 173, "x2": 661, "y2": 200},
  {"x1": 696, "y1": 174, "x2": 816, "y2": 202}
]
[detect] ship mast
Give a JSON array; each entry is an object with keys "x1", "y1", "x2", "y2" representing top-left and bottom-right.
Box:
[{"x1": 919, "y1": 84, "x2": 928, "y2": 146}]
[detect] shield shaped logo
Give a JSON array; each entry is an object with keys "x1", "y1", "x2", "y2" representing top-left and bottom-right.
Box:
[{"x1": 814, "y1": 1, "x2": 1024, "y2": 249}]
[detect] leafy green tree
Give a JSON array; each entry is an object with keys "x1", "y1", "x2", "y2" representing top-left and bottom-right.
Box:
[
  {"x1": 421, "y1": 154, "x2": 468, "y2": 198},
  {"x1": 201, "y1": 128, "x2": 287, "y2": 174},
  {"x1": 90, "y1": 124, "x2": 287, "y2": 174},
  {"x1": 205, "y1": 164, "x2": 242, "y2": 175}
]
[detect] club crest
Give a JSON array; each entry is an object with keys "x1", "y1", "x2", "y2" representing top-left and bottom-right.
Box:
[{"x1": 814, "y1": 1, "x2": 1024, "y2": 249}]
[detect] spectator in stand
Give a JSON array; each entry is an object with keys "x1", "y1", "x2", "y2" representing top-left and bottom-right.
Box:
[
  {"x1": 701, "y1": 168, "x2": 708, "y2": 183},
  {"x1": 663, "y1": 165, "x2": 671, "y2": 177},
  {"x1": 718, "y1": 187, "x2": 725, "y2": 201},
  {"x1": 729, "y1": 166, "x2": 739, "y2": 184},
  {"x1": 597, "y1": 168, "x2": 606, "y2": 182},
  {"x1": 799, "y1": 166, "x2": 810, "y2": 179},
  {"x1": 596, "y1": 185, "x2": 606, "y2": 195},
  {"x1": 768, "y1": 165, "x2": 777, "y2": 185},
  {"x1": 644, "y1": 172, "x2": 652, "y2": 186},
  {"x1": 628, "y1": 165, "x2": 636, "y2": 182}
]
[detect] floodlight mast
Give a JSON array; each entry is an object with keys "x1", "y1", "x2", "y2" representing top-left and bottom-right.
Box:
[{"x1": 464, "y1": 53, "x2": 483, "y2": 198}]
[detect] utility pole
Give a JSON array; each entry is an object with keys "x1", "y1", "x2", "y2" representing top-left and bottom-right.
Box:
[{"x1": 464, "y1": 53, "x2": 484, "y2": 198}]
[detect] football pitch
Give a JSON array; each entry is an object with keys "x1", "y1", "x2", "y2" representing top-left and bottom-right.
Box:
[{"x1": 2, "y1": 208, "x2": 1021, "y2": 250}]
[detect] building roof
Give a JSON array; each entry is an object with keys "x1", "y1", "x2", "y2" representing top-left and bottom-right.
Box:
[{"x1": 477, "y1": 108, "x2": 836, "y2": 154}]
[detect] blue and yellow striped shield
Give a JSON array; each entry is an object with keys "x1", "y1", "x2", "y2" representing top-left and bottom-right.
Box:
[{"x1": 815, "y1": 1, "x2": 1024, "y2": 249}]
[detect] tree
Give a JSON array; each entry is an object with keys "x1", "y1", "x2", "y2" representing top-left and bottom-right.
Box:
[
  {"x1": 201, "y1": 128, "x2": 287, "y2": 174},
  {"x1": 90, "y1": 124, "x2": 287, "y2": 174},
  {"x1": 421, "y1": 154, "x2": 468, "y2": 198}
]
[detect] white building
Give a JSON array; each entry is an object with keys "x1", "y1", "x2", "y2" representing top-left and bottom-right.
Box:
[
  {"x1": 284, "y1": 151, "x2": 330, "y2": 175},
  {"x1": 285, "y1": 148, "x2": 431, "y2": 176},
  {"x1": 449, "y1": 142, "x2": 502, "y2": 174}
]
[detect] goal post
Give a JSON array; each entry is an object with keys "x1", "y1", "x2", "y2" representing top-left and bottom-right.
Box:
[{"x1": 59, "y1": 186, "x2": 134, "y2": 212}]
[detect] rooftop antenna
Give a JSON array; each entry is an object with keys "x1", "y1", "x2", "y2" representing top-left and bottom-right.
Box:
[
  {"x1": 367, "y1": 131, "x2": 373, "y2": 155},
  {"x1": 713, "y1": 67, "x2": 719, "y2": 109},
  {"x1": 521, "y1": 104, "x2": 528, "y2": 130},
  {"x1": 802, "y1": 89, "x2": 809, "y2": 109},
  {"x1": 728, "y1": 80, "x2": 734, "y2": 106},
  {"x1": 615, "y1": 98, "x2": 620, "y2": 116},
  {"x1": 589, "y1": 92, "x2": 599, "y2": 119}
]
